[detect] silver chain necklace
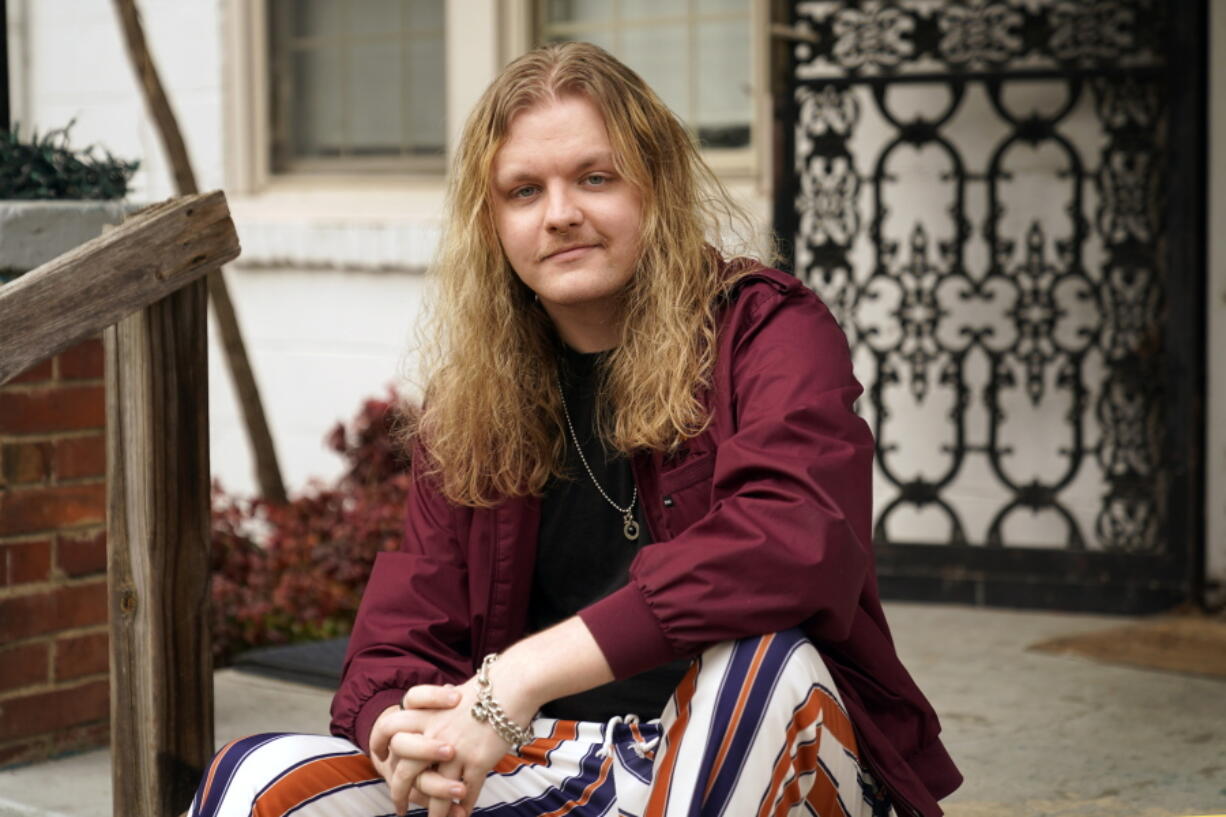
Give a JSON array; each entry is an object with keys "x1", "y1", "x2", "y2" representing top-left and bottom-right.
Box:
[{"x1": 556, "y1": 372, "x2": 640, "y2": 541}]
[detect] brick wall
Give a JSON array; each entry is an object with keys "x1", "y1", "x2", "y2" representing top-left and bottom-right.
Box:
[{"x1": 0, "y1": 338, "x2": 110, "y2": 768}]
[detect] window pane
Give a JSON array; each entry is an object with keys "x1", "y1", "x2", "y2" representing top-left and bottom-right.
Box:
[
  {"x1": 621, "y1": 0, "x2": 685, "y2": 20},
  {"x1": 696, "y1": 0, "x2": 747, "y2": 12},
  {"x1": 294, "y1": 0, "x2": 345, "y2": 38},
  {"x1": 547, "y1": 0, "x2": 610, "y2": 24},
  {"x1": 350, "y1": 0, "x2": 403, "y2": 36},
  {"x1": 539, "y1": 0, "x2": 753, "y2": 152},
  {"x1": 350, "y1": 40, "x2": 403, "y2": 154},
  {"x1": 292, "y1": 46, "x2": 345, "y2": 157},
  {"x1": 405, "y1": 0, "x2": 444, "y2": 29},
  {"x1": 695, "y1": 20, "x2": 751, "y2": 148},
  {"x1": 270, "y1": 0, "x2": 446, "y2": 170},
  {"x1": 621, "y1": 24, "x2": 688, "y2": 119},
  {"x1": 405, "y1": 36, "x2": 446, "y2": 153},
  {"x1": 543, "y1": 28, "x2": 614, "y2": 54}
]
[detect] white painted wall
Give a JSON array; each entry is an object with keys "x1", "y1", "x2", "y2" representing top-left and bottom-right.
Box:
[
  {"x1": 206, "y1": 267, "x2": 430, "y2": 497},
  {"x1": 1206, "y1": 1, "x2": 1225, "y2": 605}
]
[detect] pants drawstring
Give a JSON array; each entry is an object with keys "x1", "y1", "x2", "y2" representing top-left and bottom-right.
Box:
[{"x1": 596, "y1": 713, "x2": 658, "y2": 759}]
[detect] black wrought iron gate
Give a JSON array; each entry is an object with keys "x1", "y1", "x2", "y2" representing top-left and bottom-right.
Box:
[{"x1": 772, "y1": 0, "x2": 1206, "y2": 613}]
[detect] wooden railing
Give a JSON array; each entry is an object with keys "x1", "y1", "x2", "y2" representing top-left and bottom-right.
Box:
[{"x1": 0, "y1": 190, "x2": 241, "y2": 817}]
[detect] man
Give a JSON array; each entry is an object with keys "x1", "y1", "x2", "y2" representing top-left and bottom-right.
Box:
[{"x1": 190, "y1": 42, "x2": 960, "y2": 817}]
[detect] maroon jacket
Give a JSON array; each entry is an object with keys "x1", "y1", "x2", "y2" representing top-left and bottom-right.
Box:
[{"x1": 331, "y1": 266, "x2": 962, "y2": 816}]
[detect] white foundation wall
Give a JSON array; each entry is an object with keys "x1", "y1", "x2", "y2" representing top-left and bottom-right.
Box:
[
  {"x1": 206, "y1": 267, "x2": 430, "y2": 498},
  {"x1": 1207, "y1": 2, "x2": 1226, "y2": 604}
]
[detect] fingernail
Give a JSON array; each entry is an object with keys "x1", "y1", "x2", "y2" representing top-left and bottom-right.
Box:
[
  {"x1": 437, "y1": 745, "x2": 453, "y2": 758},
  {"x1": 451, "y1": 785, "x2": 464, "y2": 797}
]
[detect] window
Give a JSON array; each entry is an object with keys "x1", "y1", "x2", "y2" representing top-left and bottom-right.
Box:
[
  {"x1": 267, "y1": 0, "x2": 446, "y2": 174},
  {"x1": 538, "y1": 0, "x2": 754, "y2": 153}
]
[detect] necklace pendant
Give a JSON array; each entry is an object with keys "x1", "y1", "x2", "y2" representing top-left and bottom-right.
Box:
[{"x1": 623, "y1": 514, "x2": 640, "y2": 541}]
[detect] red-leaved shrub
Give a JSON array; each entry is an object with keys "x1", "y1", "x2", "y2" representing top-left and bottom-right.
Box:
[{"x1": 209, "y1": 389, "x2": 415, "y2": 665}]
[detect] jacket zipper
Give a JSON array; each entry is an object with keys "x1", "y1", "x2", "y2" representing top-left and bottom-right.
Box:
[{"x1": 473, "y1": 505, "x2": 499, "y2": 665}]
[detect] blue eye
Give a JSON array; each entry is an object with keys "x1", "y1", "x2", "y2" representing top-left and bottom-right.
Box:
[
  {"x1": 512, "y1": 185, "x2": 538, "y2": 199},
  {"x1": 585, "y1": 174, "x2": 608, "y2": 186}
]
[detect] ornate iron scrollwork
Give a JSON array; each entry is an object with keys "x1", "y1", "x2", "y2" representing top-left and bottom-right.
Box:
[{"x1": 785, "y1": 0, "x2": 1169, "y2": 553}]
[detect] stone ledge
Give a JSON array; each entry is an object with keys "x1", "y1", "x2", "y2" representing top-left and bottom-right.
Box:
[{"x1": 0, "y1": 201, "x2": 136, "y2": 276}]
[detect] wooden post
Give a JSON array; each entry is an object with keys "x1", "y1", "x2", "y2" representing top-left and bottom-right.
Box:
[
  {"x1": 105, "y1": 276, "x2": 212, "y2": 817},
  {"x1": 0, "y1": 190, "x2": 238, "y2": 816}
]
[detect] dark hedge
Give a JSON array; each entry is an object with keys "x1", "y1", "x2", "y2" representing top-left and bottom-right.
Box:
[{"x1": 0, "y1": 121, "x2": 139, "y2": 200}]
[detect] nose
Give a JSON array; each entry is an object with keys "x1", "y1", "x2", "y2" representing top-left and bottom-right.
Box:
[{"x1": 543, "y1": 185, "x2": 583, "y2": 232}]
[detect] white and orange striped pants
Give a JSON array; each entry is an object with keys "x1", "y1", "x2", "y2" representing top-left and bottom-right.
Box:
[{"x1": 189, "y1": 629, "x2": 893, "y2": 817}]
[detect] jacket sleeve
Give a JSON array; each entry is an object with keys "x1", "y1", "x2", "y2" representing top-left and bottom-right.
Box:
[
  {"x1": 578, "y1": 285, "x2": 875, "y2": 680},
  {"x1": 329, "y1": 450, "x2": 474, "y2": 753}
]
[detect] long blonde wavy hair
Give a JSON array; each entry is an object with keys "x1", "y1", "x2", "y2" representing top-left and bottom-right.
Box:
[{"x1": 406, "y1": 41, "x2": 762, "y2": 507}]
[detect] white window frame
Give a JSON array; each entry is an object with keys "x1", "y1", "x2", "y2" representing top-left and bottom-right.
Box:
[
  {"x1": 264, "y1": 2, "x2": 449, "y2": 177},
  {"x1": 222, "y1": 0, "x2": 533, "y2": 198}
]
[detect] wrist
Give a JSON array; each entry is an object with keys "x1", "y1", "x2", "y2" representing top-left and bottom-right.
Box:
[
  {"x1": 487, "y1": 651, "x2": 546, "y2": 723},
  {"x1": 471, "y1": 654, "x2": 535, "y2": 751},
  {"x1": 492, "y1": 618, "x2": 613, "y2": 711}
]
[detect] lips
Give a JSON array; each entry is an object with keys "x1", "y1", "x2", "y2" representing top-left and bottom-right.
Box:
[{"x1": 543, "y1": 243, "x2": 599, "y2": 262}]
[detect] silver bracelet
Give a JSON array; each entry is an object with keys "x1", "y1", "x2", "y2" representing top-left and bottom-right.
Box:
[{"x1": 470, "y1": 653, "x2": 534, "y2": 753}]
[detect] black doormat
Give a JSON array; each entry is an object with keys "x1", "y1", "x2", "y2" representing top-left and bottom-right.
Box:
[{"x1": 231, "y1": 637, "x2": 349, "y2": 690}]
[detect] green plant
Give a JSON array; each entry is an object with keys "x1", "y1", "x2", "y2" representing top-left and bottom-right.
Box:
[
  {"x1": 209, "y1": 389, "x2": 416, "y2": 666},
  {"x1": 0, "y1": 121, "x2": 139, "y2": 200}
]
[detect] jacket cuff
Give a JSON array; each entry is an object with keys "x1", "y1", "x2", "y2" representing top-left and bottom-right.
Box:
[
  {"x1": 578, "y1": 583, "x2": 679, "y2": 679},
  {"x1": 352, "y1": 688, "x2": 406, "y2": 755}
]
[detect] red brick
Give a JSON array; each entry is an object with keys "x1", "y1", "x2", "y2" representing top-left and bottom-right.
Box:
[
  {"x1": 0, "y1": 385, "x2": 105, "y2": 434},
  {"x1": 57, "y1": 338, "x2": 104, "y2": 381},
  {"x1": 0, "y1": 722, "x2": 110, "y2": 770},
  {"x1": 54, "y1": 625, "x2": 108, "y2": 677},
  {"x1": 0, "y1": 737, "x2": 47, "y2": 768},
  {"x1": 7, "y1": 358, "x2": 53, "y2": 385},
  {"x1": 0, "y1": 678, "x2": 109, "y2": 742},
  {"x1": 1, "y1": 539, "x2": 52, "y2": 585},
  {"x1": 47, "y1": 719, "x2": 109, "y2": 757},
  {"x1": 0, "y1": 642, "x2": 49, "y2": 692},
  {"x1": 0, "y1": 581, "x2": 108, "y2": 641},
  {"x1": 56, "y1": 529, "x2": 107, "y2": 577},
  {"x1": 55, "y1": 631, "x2": 109, "y2": 681},
  {"x1": 0, "y1": 482, "x2": 105, "y2": 536},
  {"x1": 52, "y1": 435, "x2": 106, "y2": 480},
  {"x1": 0, "y1": 441, "x2": 51, "y2": 485}
]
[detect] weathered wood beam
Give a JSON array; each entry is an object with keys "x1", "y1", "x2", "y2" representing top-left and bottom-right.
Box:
[
  {"x1": 0, "y1": 190, "x2": 239, "y2": 385},
  {"x1": 105, "y1": 276, "x2": 212, "y2": 817}
]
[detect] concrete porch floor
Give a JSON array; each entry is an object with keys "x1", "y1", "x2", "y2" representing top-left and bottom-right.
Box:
[{"x1": 1, "y1": 602, "x2": 1223, "y2": 817}]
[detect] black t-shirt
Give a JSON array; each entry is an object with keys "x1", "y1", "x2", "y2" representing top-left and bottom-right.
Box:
[{"x1": 527, "y1": 343, "x2": 690, "y2": 721}]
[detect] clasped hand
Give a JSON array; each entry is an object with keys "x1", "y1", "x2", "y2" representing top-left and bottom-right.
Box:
[{"x1": 369, "y1": 676, "x2": 527, "y2": 817}]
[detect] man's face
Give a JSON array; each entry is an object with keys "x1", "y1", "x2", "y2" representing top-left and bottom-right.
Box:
[{"x1": 490, "y1": 94, "x2": 643, "y2": 352}]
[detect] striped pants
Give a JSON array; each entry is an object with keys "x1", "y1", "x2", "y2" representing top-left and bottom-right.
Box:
[{"x1": 191, "y1": 629, "x2": 892, "y2": 817}]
